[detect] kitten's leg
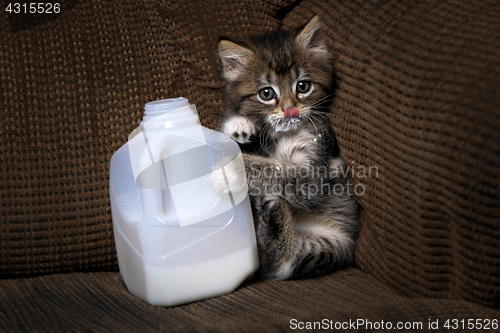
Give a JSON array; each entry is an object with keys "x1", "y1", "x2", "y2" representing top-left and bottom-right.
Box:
[
  {"x1": 286, "y1": 160, "x2": 358, "y2": 279},
  {"x1": 212, "y1": 151, "x2": 358, "y2": 279},
  {"x1": 255, "y1": 199, "x2": 357, "y2": 280},
  {"x1": 253, "y1": 196, "x2": 297, "y2": 280},
  {"x1": 250, "y1": 156, "x2": 358, "y2": 280},
  {"x1": 212, "y1": 153, "x2": 291, "y2": 199},
  {"x1": 290, "y1": 211, "x2": 357, "y2": 279},
  {"x1": 243, "y1": 154, "x2": 329, "y2": 210}
]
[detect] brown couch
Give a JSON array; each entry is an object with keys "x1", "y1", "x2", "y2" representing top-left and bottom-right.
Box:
[{"x1": 1, "y1": 0, "x2": 499, "y2": 331}]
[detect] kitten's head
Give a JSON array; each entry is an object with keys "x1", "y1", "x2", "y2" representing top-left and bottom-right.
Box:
[{"x1": 219, "y1": 16, "x2": 335, "y2": 136}]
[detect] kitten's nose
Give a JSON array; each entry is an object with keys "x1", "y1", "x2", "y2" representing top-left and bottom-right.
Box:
[{"x1": 284, "y1": 106, "x2": 300, "y2": 118}]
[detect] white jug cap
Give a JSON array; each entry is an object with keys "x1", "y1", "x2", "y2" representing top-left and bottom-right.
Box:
[{"x1": 143, "y1": 97, "x2": 191, "y2": 122}]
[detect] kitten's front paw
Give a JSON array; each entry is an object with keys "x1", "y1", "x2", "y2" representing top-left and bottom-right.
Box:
[
  {"x1": 210, "y1": 169, "x2": 229, "y2": 195},
  {"x1": 222, "y1": 116, "x2": 256, "y2": 144},
  {"x1": 210, "y1": 156, "x2": 247, "y2": 196}
]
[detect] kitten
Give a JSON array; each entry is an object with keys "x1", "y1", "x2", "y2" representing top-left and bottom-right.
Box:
[{"x1": 215, "y1": 16, "x2": 359, "y2": 280}]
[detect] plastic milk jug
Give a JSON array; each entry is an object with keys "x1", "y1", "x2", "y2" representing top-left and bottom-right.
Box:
[{"x1": 109, "y1": 98, "x2": 259, "y2": 307}]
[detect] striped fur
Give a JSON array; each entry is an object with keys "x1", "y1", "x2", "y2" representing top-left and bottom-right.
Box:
[{"x1": 218, "y1": 17, "x2": 359, "y2": 280}]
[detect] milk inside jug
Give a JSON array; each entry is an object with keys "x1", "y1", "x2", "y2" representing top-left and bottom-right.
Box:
[{"x1": 109, "y1": 97, "x2": 259, "y2": 307}]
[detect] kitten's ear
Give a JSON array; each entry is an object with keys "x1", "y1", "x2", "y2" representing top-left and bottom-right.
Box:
[
  {"x1": 296, "y1": 16, "x2": 328, "y2": 54},
  {"x1": 219, "y1": 40, "x2": 254, "y2": 81}
]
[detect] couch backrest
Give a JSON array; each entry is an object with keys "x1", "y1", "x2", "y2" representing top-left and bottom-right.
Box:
[{"x1": 1, "y1": 0, "x2": 499, "y2": 309}]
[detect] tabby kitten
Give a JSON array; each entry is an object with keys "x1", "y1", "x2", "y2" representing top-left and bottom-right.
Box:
[{"x1": 216, "y1": 16, "x2": 359, "y2": 280}]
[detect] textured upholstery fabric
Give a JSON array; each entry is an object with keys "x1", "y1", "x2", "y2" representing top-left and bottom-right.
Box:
[
  {"x1": 1, "y1": 269, "x2": 499, "y2": 332},
  {"x1": 1, "y1": 0, "x2": 499, "y2": 330}
]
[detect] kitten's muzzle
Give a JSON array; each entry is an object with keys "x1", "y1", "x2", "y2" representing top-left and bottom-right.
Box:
[{"x1": 284, "y1": 106, "x2": 300, "y2": 118}]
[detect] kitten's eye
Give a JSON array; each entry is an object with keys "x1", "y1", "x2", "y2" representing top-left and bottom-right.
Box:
[
  {"x1": 296, "y1": 81, "x2": 311, "y2": 94},
  {"x1": 258, "y1": 87, "x2": 276, "y2": 101}
]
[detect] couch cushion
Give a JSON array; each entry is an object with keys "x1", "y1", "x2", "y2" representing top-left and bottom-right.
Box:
[
  {"x1": 1, "y1": 268, "x2": 499, "y2": 332},
  {"x1": 282, "y1": 0, "x2": 500, "y2": 309}
]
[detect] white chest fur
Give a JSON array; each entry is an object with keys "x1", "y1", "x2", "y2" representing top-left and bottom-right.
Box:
[{"x1": 273, "y1": 130, "x2": 318, "y2": 166}]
